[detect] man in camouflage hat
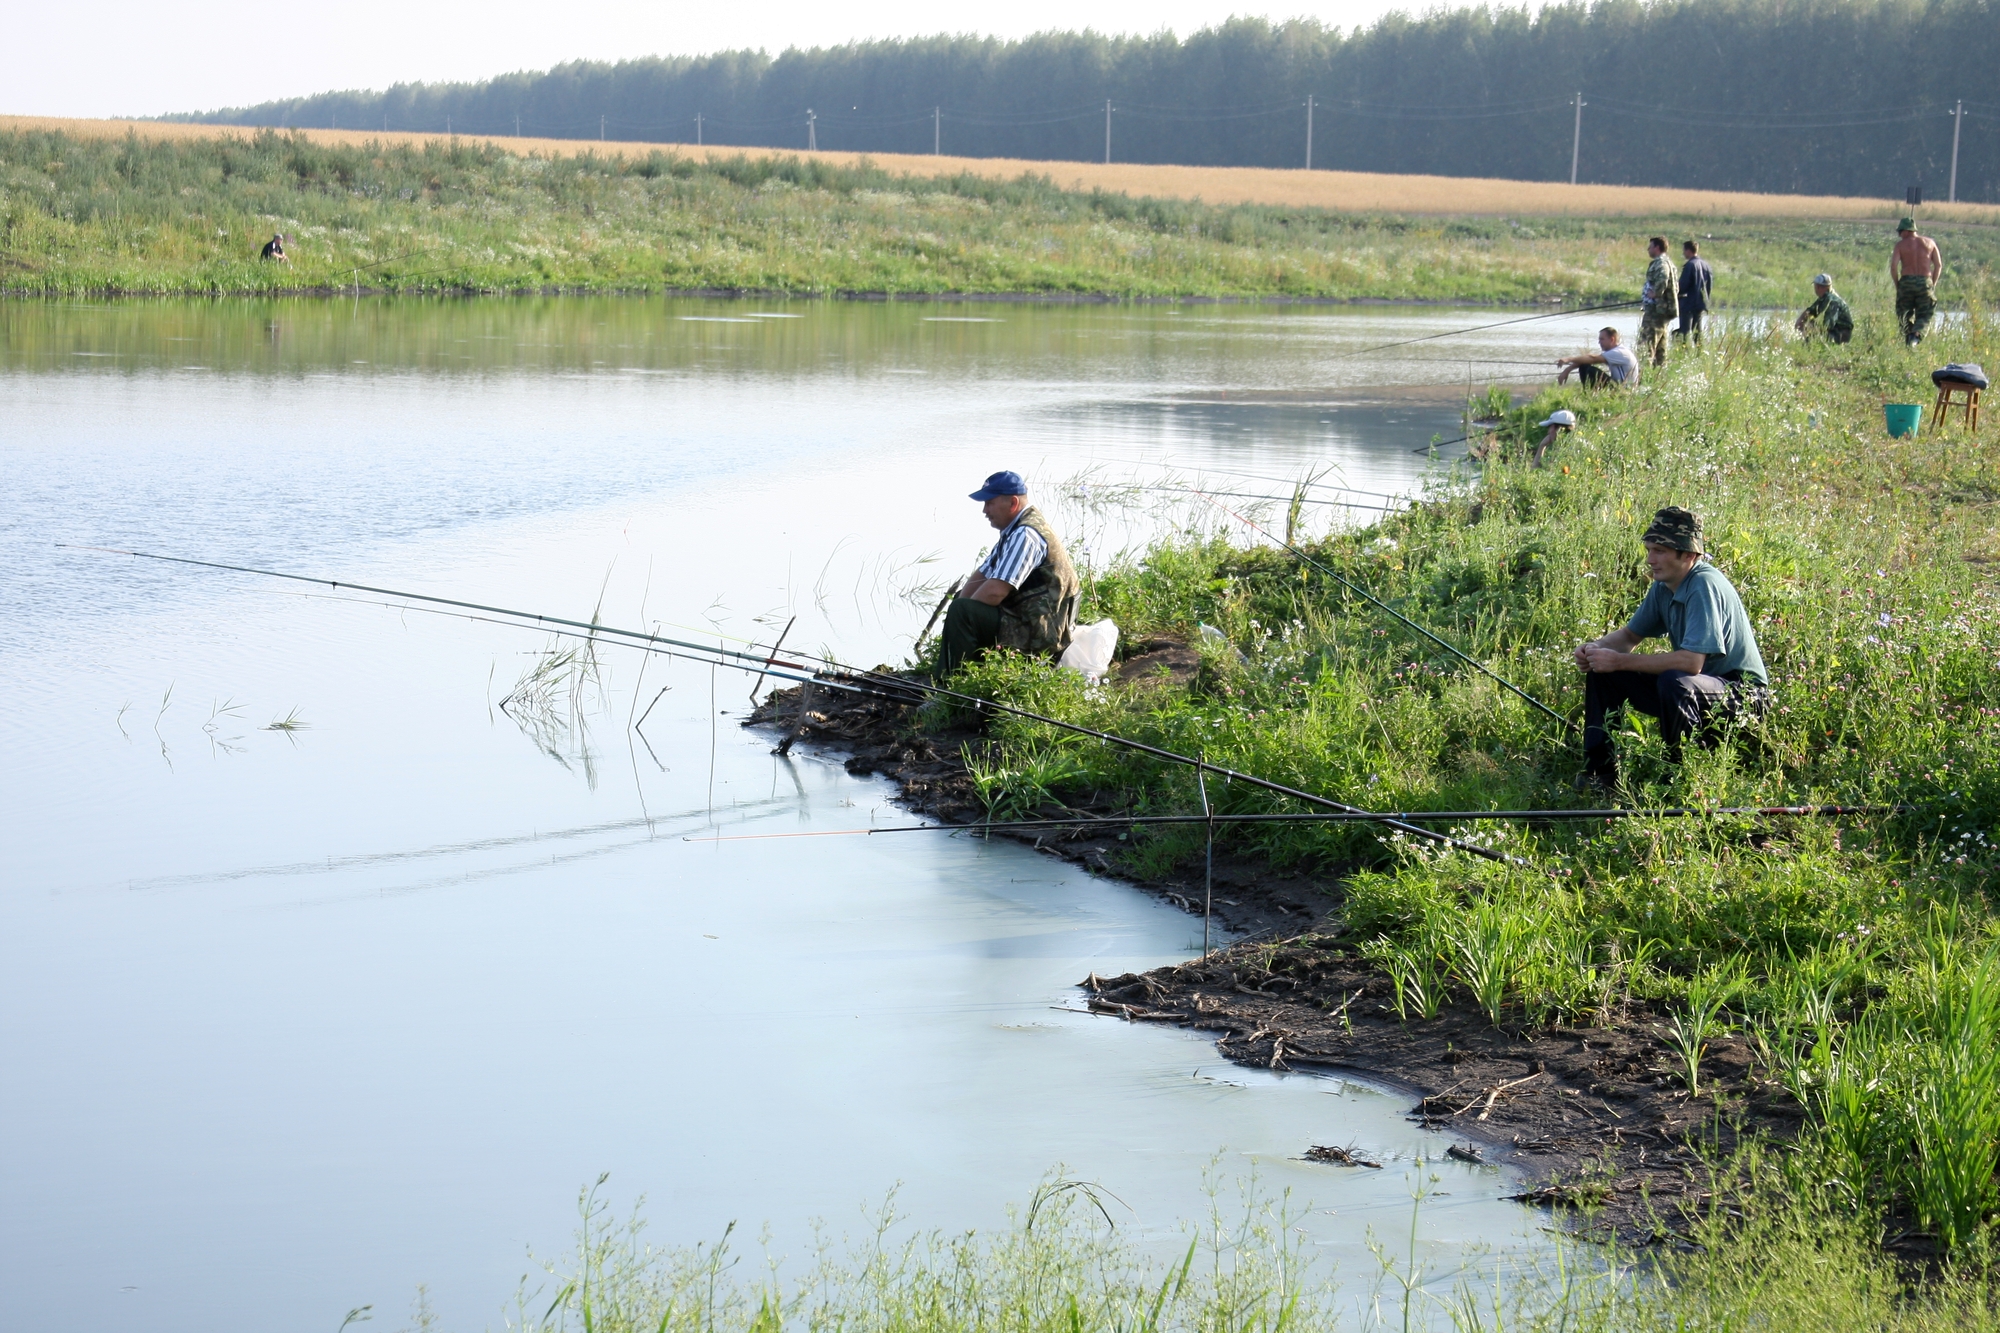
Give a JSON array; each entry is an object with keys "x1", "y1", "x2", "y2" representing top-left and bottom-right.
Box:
[
  {"x1": 1794, "y1": 274, "x2": 1853, "y2": 344},
  {"x1": 1573, "y1": 506, "x2": 1769, "y2": 786},
  {"x1": 1890, "y1": 218, "x2": 1942, "y2": 346},
  {"x1": 937, "y1": 470, "x2": 1080, "y2": 677},
  {"x1": 1638, "y1": 236, "x2": 1678, "y2": 368}
]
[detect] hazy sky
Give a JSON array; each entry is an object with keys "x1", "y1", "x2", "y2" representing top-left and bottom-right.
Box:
[{"x1": 13, "y1": 1, "x2": 1444, "y2": 120}]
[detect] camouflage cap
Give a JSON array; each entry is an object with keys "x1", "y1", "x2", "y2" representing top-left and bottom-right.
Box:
[
  {"x1": 1898, "y1": 216, "x2": 1917, "y2": 232},
  {"x1": 1641, "y1": 506, "x2": 1703, "y2": 553}
]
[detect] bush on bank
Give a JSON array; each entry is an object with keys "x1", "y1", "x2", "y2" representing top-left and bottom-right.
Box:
[{"x1": 931, "y1": 299, "x2": 2000, "y2": 1262}]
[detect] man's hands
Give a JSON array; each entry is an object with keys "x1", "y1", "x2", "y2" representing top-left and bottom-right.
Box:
[
  {"x1": 1575, "y1": 628, "x2": 1704, "y2": 675},
  {"x1": 1575, "y1": 641, "x2": 1624, "y2": 672}
]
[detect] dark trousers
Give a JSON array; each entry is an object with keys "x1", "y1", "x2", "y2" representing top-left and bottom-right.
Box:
[
  {"x1": 938, "y1": 598, "x2": 1004, "y2": 676},
  {"x1": 1674, "y1": 308, "x2": 1705, "y2": 345},
  {"x1": 1577, "y1": 364, "x2": 1615, "y2": 388},
  {"x1": 1583, "y1": 669, "x2": 1767, "y2": 768}
]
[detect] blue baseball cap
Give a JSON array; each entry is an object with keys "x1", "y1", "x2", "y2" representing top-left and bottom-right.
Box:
[{"x1": 969, "y1": 470, "x2": 1027, "y2": 500}]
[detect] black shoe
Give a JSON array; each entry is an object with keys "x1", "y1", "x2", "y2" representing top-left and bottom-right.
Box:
[{"x1": 1575, "y1": 745, "x2": 1617, "y2": 794}]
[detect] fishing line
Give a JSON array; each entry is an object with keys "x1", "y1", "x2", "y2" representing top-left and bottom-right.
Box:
[
  {"x1": 1103, "y1": 460, "x2": 1409, "y2": 501},
  {"x1": 1185, "y1": 494, "x2": 1577, "y2": 733},
  {"x1": 1325, "y1": 299, "x2": 1642, "y2": 362},
  {"x1": 63, "y1": 545, "x2": 1520, "y2": 863},
  {"x1": 685, "y1": 804, "x2": 1906, "y2": 840},
  {"x1": 1100, "y1": 484, "x2": 1397, "y2": 513}
]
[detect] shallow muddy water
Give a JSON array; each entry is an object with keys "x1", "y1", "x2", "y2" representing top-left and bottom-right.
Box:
[{"x1": 1, "y1": 298, "x2": 1620, "y2": 1332}]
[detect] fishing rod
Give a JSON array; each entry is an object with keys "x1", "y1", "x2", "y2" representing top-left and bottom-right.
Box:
[
  {"x1": 685, "y1": 803, "x2": 1908, "y2": 840},
  {"x1": 1328, "y1": 299, "x2": 1642, "y2": 361},
  {"x1": 62, "y1": 545, "x2": 1519, "y2": 864},
  {"x1": 1186, "y1": 493, "x2": 1577, "y2": 734}
]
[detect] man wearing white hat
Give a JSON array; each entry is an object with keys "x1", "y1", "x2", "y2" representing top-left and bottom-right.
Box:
[
  {"x1": 1794, "y1": 274, "x2": 1853, "y2": 344},
  {"x1": 1533, "y1": 409, "x2": 1577, "y2": 468}
]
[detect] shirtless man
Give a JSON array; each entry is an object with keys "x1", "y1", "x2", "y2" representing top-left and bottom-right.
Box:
[{"x1": 1890, "y1": 218, "x2": 1942, "y2": 345}]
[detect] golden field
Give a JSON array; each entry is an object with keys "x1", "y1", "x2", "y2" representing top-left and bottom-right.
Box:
[{"x1": 7, "y1": 113, "x2": 1996, "y2": 224}]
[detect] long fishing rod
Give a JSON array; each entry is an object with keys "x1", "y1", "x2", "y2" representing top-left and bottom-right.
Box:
[
  {"x1": 1187, "y1": 493, "x2": 1577, "y2": 734},
  {"x1": 1328, "y1": 299, "x2": 1641, "y2": 361},
  {"x1": 686, "y1": 803, "x2": 1907, "y2": 840},
  {"x1": 63, "y1": 545, "x2": 1519, "y2": 864}
]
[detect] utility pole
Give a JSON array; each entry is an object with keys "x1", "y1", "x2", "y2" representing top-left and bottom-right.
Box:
[
  {"x1": 600, "y1": 114, "x2": 606, "y2": 141},
  {"x1": 1950, "y1": 99, "x2": 1964, "y2": 203},
  {"x1": 1569, "y1": 91, "x2": 1585, "y2": 185},
  {"x1": 1104, "y1": 99, "x2": 1112, "y2": 164},
  {"x1": 1305, "y1": 94, "x2": 1314, "y2": 170},
  {"x1": 696, "y1": 112, "x2": 703, "y2": 146},
  {"x1": 807, "y1": 109, "x2": 817, "y2": 152},
  {"x1": 514, "y1": 115, "x2": 520, "y2": 137},
  {"x1": 446, "y1": 115, "x2": 452, "y2": 135},
  {"x1": 934, "y1": 106, "x2": 940, "y2": 155}
]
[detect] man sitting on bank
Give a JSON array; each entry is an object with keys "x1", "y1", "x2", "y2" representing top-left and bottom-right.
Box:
[
  {"x1": 1556, "y1": 328, "x2": 1639, "y2": 388},
  {"x1": 1574, "y1": 506, "x2": 1768, "y2": 787},
  {"x1": 937, "y1": 471, "x2": 1080, "y2": 677}
]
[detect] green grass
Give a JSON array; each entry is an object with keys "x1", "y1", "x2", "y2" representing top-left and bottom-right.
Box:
[
  {"x1": 922, "y1": 296, "x2": 2000, "y2": 1262},
  {"x1": 7, "y1": 127, "x2": 2000, "y2": 303},
  {"x1": 497, "y1": 1159, "x2": 2000, "y2": 1333}
]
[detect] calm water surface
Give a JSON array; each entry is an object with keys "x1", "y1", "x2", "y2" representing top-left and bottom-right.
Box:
[{"x1": 0, "y1": 298, "x2": 1619, "y2": 1332}]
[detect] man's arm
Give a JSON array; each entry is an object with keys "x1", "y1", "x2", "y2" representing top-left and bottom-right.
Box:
[
  {"x1": 1929, "y1": 240, "x2": 1944, "y2": 280},
  {"x1": 1890, "y1": 249, "x2": 1904, "y2": 282},
  {"x1": 967, "y1": 578, "x2": 1014, "y2": 607}
]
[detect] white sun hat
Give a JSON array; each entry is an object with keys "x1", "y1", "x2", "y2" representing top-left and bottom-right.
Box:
[{"x1": 1537, "y1": 409, "x2": 1578, "y2": 428}]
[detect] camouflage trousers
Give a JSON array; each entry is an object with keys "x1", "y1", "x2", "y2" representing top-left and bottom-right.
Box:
[
  {"x1": 1897, "y1": 276, "x2": 1936, "y2": 344},
  {"x1": 1638, "y1": 311, "x2": 1673, "y2": 366}
]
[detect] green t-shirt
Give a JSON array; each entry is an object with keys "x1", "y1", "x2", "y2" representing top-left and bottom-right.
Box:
[{"x1": 1626, "y1": 561, "x2": 1767, "y2": 683}]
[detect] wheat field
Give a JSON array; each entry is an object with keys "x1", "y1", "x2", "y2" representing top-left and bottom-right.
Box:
[{"x1": 8, "y1": 112, "x2": 1995, "y2": 225}]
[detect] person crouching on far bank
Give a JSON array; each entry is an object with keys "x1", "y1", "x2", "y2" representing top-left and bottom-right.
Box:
[
  {"x1": 1532, "y1": 408, "x2": 1577, "y2": 469},
  {"x1": 937, "y1": 471, "x2": 1081, "y2": 678},
  {"x1": 1574, "y1": 506, "x2": 1769, "y2": 787}
]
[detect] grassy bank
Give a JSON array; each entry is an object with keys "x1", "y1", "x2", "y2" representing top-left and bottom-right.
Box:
[
  {"x1": 909, "y1": 301, "x2": 2000, "y2": 1290},
  {"x1": 7, "y1": 127, "x2": 2000, "y2": 302}
]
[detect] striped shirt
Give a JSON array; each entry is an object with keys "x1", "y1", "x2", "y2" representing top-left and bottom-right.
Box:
[{"x1": 978, "y1": 512, "x2": 1047, "y2": 591}]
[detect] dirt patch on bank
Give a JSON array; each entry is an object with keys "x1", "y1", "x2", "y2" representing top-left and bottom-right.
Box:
[{"x1": 749, "y1": 671, "x2": 1797, "y2": 1242}]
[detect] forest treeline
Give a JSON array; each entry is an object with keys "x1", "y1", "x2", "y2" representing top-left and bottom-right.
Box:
[{"x1": 172, "y1": 1, "x2": 2000, "y2": 200}]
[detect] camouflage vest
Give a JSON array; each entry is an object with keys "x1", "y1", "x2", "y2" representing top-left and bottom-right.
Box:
[{"x1": 994, "y1": 507, "x2": 1080, "y2": 657}]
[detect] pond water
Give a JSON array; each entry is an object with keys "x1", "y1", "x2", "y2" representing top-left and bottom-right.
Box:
[{"x1": 1, "y1": 298, "x2": 1619, "y2": 1333}]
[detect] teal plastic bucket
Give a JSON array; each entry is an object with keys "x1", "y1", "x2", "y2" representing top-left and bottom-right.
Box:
[{"x1": 1885, "y1": 403, "x2": 1924, "y2": 437}]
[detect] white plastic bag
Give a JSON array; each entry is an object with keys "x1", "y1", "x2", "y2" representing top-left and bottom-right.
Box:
[{"x1": 1059, "y1": 619, "x2": 1119, "y2": 681}]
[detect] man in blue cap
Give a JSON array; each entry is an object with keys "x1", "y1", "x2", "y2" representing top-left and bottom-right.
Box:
[{"x1": 937, "y1": 471, "x2": 1080, "y2": 677}]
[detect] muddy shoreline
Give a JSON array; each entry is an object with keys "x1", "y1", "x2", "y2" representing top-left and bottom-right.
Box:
[{"x1": 750, "y1": 670, "x2": 1799, "y2": 1242}]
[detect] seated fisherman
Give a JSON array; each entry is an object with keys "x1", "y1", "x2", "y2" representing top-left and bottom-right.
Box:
[
  {"x1": 260, "y1": 233, "x2": 288, "y2": 263},
  {"x1": 1573, "y1": 506, "x2": 1768, "y2": 787},
  {"x1": 937, "y1": 471, "x2": 1080, "y2": 677},
  {"x1": 1555, "y1": 328, "x2": 1639, "y2": 388},
  {"x1": 1794, "y1": 274, "x2": 1853, "y2": 344},
  {"x1": 1532, "y1": 408, "x2": 1577, "y2": 469}
]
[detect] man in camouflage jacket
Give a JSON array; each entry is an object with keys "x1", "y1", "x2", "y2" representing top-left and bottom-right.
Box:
[
  {"x1": 1794, "y1": 274, "x2": 1853, "y2": 344},
  {"x1": 1638, "y1": 236, "x2": 1677, "y2": 368}
]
